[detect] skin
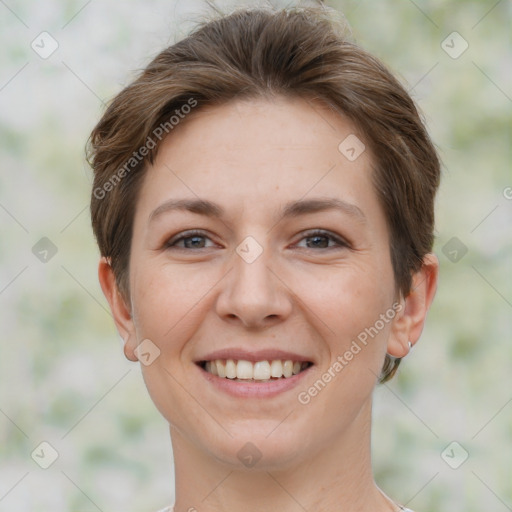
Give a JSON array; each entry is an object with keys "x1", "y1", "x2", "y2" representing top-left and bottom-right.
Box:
[{"x1": 99, "y1": 95, "x2": 438, "y2": 512}]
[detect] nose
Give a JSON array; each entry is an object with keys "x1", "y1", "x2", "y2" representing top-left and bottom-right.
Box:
[{"x1": 215, "y1": 242, "x2": 293, "y2": 330}]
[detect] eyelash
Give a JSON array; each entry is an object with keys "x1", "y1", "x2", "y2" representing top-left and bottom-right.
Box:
[{"x1": 165, "y1": 229, "x2": 349, "y2": 251}]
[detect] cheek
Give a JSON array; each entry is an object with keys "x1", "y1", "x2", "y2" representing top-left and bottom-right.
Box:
[
  {"x1": 128, "y1": 262, "x2": 211, "y2": 421},
  {"x1": 130, "y1": 260, "x2": 216, "y2": 348},
  {"x1": 304, "y1": 261, "x2": 395, "y2": 340},
  {"x1": 303, "y1": 269, "x2": 396, "y2": 409},
  {"x1": 304, "y1": 261, "x2": 396, "y2": 400}
]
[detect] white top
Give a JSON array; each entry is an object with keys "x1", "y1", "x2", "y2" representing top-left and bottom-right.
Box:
[{"x1": 157, "y1": 507, "x2": 415, "y2": 511}]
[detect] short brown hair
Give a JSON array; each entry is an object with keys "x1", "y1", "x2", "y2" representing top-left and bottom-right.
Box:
[{"x1": 87, "y1": 5, "x2": 440, "y2": 383}]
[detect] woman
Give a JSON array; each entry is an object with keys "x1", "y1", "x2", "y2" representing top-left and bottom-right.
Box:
[{"x1": 87, "y1": 4, "x2": 439, "y2": 511}]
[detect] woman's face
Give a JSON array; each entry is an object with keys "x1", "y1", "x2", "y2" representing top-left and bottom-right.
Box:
[{"x1": 115, "y1": 96, "x2": 410, "y2": 469}]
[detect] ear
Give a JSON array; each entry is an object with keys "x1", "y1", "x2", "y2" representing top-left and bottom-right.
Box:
[
  {"x1": 387, "y1": 253, "x2": 439, "y2": 358},
  {"x1": 98, "y1": 257, "x2": 138, "y2": 362}
]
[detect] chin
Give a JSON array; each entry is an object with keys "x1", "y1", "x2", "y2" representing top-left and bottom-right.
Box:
[{"x1": 210, "y1": 436, "x2": 306, "y2": 472}]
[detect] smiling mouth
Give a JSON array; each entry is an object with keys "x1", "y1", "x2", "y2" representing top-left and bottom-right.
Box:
[{"x1": 198, "y1": 359, "x2": 313, "y2": 381}]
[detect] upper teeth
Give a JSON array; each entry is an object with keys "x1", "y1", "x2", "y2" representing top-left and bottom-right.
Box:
[{"x1": 204, "y1": 359, "x2": 308, "y2": 380}]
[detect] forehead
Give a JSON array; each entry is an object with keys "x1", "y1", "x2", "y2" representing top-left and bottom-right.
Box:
[
  {"x1": 165, "y1": 95, "x2": 364, "y2": 159},
  {"x1": 135, "y1": 95, "x2": 383, "y2": 229}
]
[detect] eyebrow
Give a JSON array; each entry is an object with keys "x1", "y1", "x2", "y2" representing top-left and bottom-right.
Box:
[{"x1": 149, "y1": 197, "x2": 366, "y2": 225}]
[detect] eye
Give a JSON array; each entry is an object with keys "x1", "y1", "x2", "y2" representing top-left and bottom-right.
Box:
[
  {"x1": 164, "y1": 229, "x2": 350, "y2": 251},
  {"x1": 165, "y1": 230, "x2": 216, "y2": 250},
  {"x1": 294, "y1": 229, "x2": 349, "y2": 250}
]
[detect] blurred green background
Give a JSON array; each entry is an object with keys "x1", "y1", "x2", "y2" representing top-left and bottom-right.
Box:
[{"x1": 0, "y1": 0, "x2": 510, "y2": 511}]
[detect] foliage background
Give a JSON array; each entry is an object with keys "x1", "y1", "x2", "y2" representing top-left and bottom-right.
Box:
[{"x1": 0, "y1": 0, "x2": 510, "y2": 510}]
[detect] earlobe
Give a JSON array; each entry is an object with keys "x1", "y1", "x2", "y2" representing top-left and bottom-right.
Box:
[
  {"x1": 387, "y1": 253, "x2": 439, "y2": 358},
  {"x1": 98, "y1": 257, "x2": 138, "y2": 362},
  {"x1": 123, "y1": 336, "x2": 138, "y2": 362}
]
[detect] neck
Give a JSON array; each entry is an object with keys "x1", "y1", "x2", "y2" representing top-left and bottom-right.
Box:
[{"x1": 170, "y1": 398, "x2": 393, "y2": 512}]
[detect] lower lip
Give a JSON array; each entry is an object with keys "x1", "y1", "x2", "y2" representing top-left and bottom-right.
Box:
[{"x1": 196, "y1": 363, "x2": 313, "y2": 398}]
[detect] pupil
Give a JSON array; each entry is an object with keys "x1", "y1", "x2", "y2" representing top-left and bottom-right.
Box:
[
  {"x1": 186, "y1": 236, "x2": 204, "y2": 248},
  {"x1": 308, "y1": 235, "x2": 327, "y2": 248}
]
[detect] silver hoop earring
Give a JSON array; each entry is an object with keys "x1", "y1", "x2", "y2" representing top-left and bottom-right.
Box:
[{"x1": 407, "y1": 341, "x2": 413, "y2": 353}]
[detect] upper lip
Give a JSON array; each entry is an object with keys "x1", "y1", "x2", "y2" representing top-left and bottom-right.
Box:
[{"x1": 196, "y1": 348, "x2": 314, "y2": 364}]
